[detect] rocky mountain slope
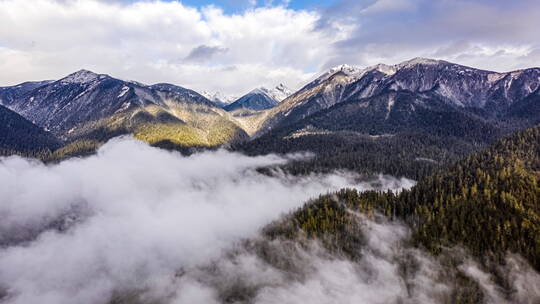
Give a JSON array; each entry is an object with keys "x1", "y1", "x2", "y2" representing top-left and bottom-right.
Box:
[{"x1": 0, "y1": 80, "x2": 53, "y2": 105}]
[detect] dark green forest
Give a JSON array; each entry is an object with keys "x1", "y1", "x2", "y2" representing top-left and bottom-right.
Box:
[
  {"x1": 0, "y1": 104, "x2": 61, "y2": 156},
  {"x1": 237, "y1": 129, "x2": 487, "y2": 180},
  {"x1": 265, "y1": 125, "x2": 540, "y2": 270}
]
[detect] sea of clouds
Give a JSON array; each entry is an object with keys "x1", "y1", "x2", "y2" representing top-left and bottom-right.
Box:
[{"x1": 0, "y1": 137, "x2": 414, "y2": 304}]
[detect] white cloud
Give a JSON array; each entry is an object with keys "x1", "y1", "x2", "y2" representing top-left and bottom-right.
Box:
[
  {"x1": 0, "y1": 0, "x2": 338, "y2": 94},
  {"x1": 318, "y1": 0, "x2": 540, "y2": 72}
]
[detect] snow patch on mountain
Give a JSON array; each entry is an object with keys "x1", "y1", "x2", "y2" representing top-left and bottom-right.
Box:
[
  {"x1": 314, "y1": 63, "x2": 399, "y2": 86},
  {"x1": 117, "y1": 86, "x2": 130, "y2": 98},
  {"x1": 317, "y1": 58, "x2": 446, "y2": 86},
  {"x1": 314, "y1": 64, "x2": 365, "y2": 84},
  {"x1": 397, "y1": 57, "x2": 441, "y2": 68},
  {"x1": 487, "y1": 73, "x2": 506, "y2": 83}
]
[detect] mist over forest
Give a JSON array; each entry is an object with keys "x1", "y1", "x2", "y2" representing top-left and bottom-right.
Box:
[{"x1": 0, "y1": 137, "x2": 417, "y2": 304}]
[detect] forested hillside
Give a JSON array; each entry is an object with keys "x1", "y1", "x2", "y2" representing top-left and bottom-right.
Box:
[
  {"x1": 268, "y1": 124, "x2": 540, "y2": 270},
  {"x1": 0, "y1": 104, "x2": 61, "y2": 155},
  {"x1": 236, "y1": 126, "x2": 489, "y2": 180}
]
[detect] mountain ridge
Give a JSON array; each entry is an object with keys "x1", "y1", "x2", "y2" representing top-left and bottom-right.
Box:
[
  {"x1": 0, "y1": 69, "x2": 250, "y2": 152},
  {"x1": 256, "y1": 58, "x2": 540, "y2": 136},
  {"x1": 0, "y1": 70, "x2": 222, "y2": 134}
]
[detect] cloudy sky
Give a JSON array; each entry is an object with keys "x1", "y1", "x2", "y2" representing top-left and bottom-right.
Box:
[{"x1": 0, "y1": 0, "x2": 539, "y2": 95}]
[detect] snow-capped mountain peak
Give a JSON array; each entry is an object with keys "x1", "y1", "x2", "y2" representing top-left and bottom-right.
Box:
[
  {"x1": 201, "y1": 91, "x2": 238, "y2": 104},
  {"x1": 313, "y1": 63, "x2": 399, "y2": 86},
  {"x1": 332, "y1": 64, "x2": 365, "y2": 76},
  {"x1": 224, "y1": 84, "x2": 293, "y2": 111},
  {"x1": 317, "y1": 64, "x2": 365, "y2": 82},
  {"x1": 397, "y1": 57, "x2": 442, "y2": 68},
  {"x1": 249, "y1": 88, "x2": 267, "y2": 95},
  {"x1": 369, "y1": 63, "x2": 398, "y2": 75},
  {"x1": 204, "y1": 84, "x2": 292, "y2": 109},
  {"x1": 60, "y1": 69, "x2": 105, "y2": 84},
  {"x1": 273, "y1": 83, "x2": 293, "y2": 101},
  {"x1": 318, "y1": 58, "x2": 443, "y2": 85},
  {"x1": 249, "y1": 84, "x2": 292, "y2": 102}
]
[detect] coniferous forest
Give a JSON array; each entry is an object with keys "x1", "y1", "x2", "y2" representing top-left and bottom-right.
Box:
[{"x1": 261, "y1": 125, "x2": 540, "y2": 289}]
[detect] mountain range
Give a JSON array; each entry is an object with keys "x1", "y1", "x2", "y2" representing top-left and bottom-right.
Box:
[{"x1": 0, "y1": 58, "x2": 539, "y2": 174}]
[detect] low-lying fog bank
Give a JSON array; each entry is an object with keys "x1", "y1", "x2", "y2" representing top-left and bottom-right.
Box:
[{"x1": 0, "y1": 137, "x2": 414, "y2": 304}]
